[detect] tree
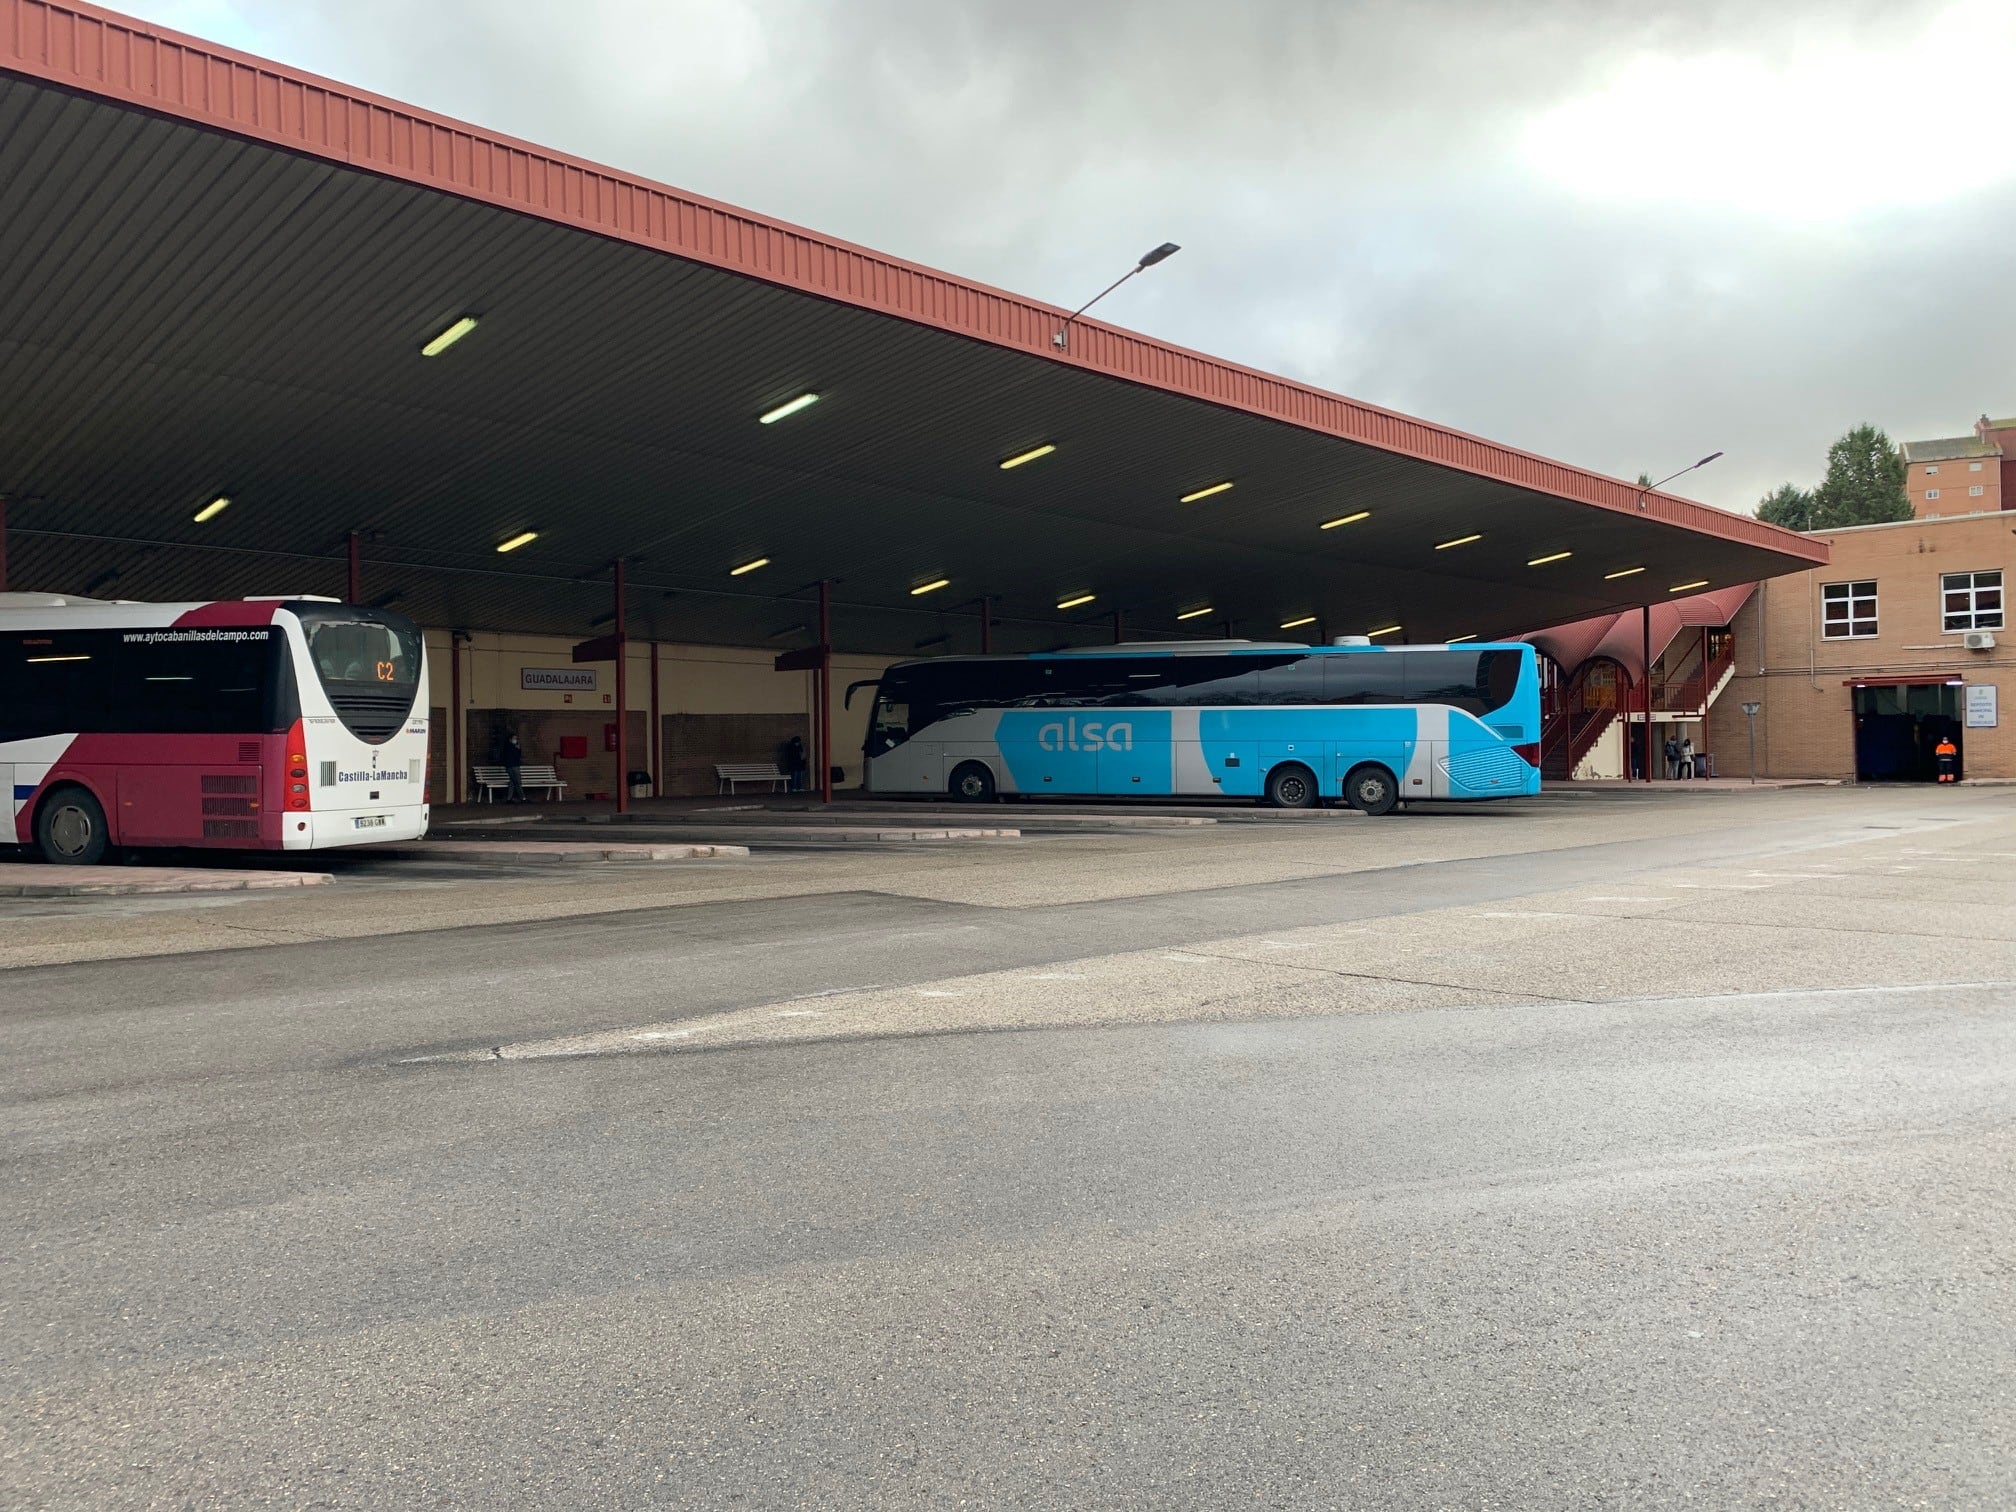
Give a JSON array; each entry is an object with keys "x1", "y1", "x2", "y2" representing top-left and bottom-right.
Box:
[
  {"x1": 1809, "y1": 423, "x2": 1911, "y2": 529},
  {"x1": 1756, "y1": 483, "x2": 1814, "y2": 531},
  {"x1": 1636, "y1": 472, "x2": 1653, "y2": 488}
]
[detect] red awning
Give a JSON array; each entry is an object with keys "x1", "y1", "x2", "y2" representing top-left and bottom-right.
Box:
[{"x1": 1522, "y1": 583, "x2": 1755, "y2": 681}]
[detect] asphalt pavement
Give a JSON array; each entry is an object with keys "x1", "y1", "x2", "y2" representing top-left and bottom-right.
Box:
[{"x1": 4, "y1": 785, "x2": 2013, "y2": 1508}]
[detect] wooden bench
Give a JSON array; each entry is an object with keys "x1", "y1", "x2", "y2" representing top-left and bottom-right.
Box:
[
  {"x1": 469, "y1": 763, "x2": 569, "y2": 802},
  {"x1": 715, "y1": 762, "x2": 790, "y2": 794}
]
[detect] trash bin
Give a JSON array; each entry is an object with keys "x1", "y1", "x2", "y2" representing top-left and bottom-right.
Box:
[
  {"x1": 1695, "y1": 753, "x2": 1714, "y2": 779},
  {"x1": 627, "y1": 769, "x2": 652, "y2": 799}
]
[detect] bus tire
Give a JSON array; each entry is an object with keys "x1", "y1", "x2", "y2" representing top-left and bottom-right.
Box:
[
  {"x1": 949, "y1": 762, "x2": 997, "y2": 803},
  {"x1": 1343, "y1": 764, "x2": 1399, "y2": 816},
  {"x1": 1264, "y1": 762, "x2": 1319, "y2": 810},
  {"x1": 35, "y1": 784, "x2": 112, "y2": 865}
]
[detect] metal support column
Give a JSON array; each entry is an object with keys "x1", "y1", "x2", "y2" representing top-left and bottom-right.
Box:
[
  {"x1": 1112, "y1": 609, "x2": 1124, "y2": 644},
  {"x1": 818, "y1": 579, "x2": 833, "y2": 804},
  {"x1": 614, "y1": 559, "x2": 629, "y2": 816},
  {"x1": 450, "y1": 631, "x2": 467, "y2": 805},
  {"x1": 649, "y1": 640, "x2": 661, "y2": 798},
  {"x1": 0, "y1": 495, "x2": 9, "y2": 591},
  {"x1": 979, "y1": 595, "x2": 992, "y2": 654},
  {"x1": 346, "y1": 530, "x2": 361, "y2": 603},
  {"x1": 1641, "y1": 604, "x2": 1653, "y2": 783}
]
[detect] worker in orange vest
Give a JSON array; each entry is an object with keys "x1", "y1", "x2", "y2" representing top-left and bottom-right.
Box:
[{"x1": 1935, "y1": 734, "x2": 1959, "y2": 783}]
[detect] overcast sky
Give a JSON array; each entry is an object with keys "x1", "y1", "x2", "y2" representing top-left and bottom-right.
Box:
[{"x1": 127, "y1": 0, "x2": 2016, "y2": 515}]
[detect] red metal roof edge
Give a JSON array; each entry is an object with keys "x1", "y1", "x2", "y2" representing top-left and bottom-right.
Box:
[{"x1": 2, "y1": 0, "x2": 1827, "y2": 568}]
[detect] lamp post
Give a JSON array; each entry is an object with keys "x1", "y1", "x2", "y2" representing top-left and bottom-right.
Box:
[
  {"x1": 1633, "y1": 450, "x2": 1722, "y2": 783},
  {"x1": 1053, "y1": 242, "x2": 1180, "y2": 350},
  {"x1": 1741, "y1": 700, "x2": 1761, "y2": 784}
]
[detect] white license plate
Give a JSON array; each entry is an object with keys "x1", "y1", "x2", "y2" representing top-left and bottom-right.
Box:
[{"x1": 353, "y1": 815, "x2": 387, "y2": 829}]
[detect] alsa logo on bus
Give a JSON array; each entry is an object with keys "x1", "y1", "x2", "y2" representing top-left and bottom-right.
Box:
[{"x1": 1036, "y1": 717, "x2": 1134, "y2": 753}]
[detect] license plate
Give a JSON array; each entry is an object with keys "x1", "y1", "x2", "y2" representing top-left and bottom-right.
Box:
[{"x1": 353, "y1": 815, "x2": 387, "y2": 829}]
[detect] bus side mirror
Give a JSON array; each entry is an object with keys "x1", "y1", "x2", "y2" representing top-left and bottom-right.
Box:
[{"x1": 844, "y1": 679, "x2": 877, "y2": 710}]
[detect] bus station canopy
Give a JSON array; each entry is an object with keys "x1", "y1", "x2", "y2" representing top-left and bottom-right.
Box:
[{"x1": 0, "y1": 0, "x2": 1828, "y2": 656}]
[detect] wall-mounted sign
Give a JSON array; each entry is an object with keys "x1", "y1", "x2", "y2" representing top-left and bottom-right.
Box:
[
  {"x1": 522, "y1": 667, "x2": 596, "y2": 692},
  {"x1": 1965, "y1": 683, "x2": 1997, "y2": 728}
]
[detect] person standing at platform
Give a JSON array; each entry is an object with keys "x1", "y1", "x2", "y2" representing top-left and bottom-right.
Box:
[{"x1": 1936, "y1": 734, "x2": 1959, "y2": 784}]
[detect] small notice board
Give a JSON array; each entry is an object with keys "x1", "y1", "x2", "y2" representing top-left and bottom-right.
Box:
[{"x1": 1964, "y1": 683, "x2": 1997, "y2": 728}]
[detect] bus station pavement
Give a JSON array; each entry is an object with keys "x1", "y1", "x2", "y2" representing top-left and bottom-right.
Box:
[{"x1": 6, "y1": 784, "x2": 2016, "y2": 1507}]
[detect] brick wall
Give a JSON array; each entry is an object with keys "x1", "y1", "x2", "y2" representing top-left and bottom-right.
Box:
[{"x1": 1709, "y1": 514, "x2": 2016, "y2": 778}]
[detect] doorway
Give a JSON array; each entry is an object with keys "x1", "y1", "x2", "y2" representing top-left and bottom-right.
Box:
[{"x1": 1852, "y1": 682, "x2": 1962, "y2": 782}]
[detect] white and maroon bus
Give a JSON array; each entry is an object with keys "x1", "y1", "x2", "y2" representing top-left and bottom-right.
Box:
[{"x1": 2, "y1": 593, "x2": 430, "y2": 864}]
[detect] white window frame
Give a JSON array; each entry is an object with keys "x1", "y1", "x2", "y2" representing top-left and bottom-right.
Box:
[
  {"x1": 1925, "y1": 488, "x2": 1941, "y2": 500},
  {"x1": 1821, "y1": 580, "x2": 1878, "y2": 640},
  {"x1": 1969, "y1": 485, "x2": 1985, "y2": 497},
  {"x1": 1924, "y1": 464, "x2": 1940, "y2": 474},
  {"x1": 1969, "y1": 461, "x2": 1984, "y2": 472},
  {"x1": 1941, "y1": 570, "x2": 2003, "y2": 633}
]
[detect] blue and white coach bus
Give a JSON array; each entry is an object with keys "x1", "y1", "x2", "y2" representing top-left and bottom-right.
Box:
[{"x1": 853, "y1": 640, "x2": 1542, "y2": 814}]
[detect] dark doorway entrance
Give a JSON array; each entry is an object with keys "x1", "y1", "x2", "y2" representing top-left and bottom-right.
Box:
[{"x1": 1853, "y1": 682, "x2": 1963, "y2": 782}]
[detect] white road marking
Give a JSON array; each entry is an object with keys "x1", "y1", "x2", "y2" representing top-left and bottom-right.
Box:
[
  {"x1": 916, "y1": 989, "x2": 963, "y2": 998},
  {"x1": 1671, "y1": 882, "x2": 1768, "y2": 891},
  {"x1": 1476, "y1": 910, "x2": 1581, "y2": 919},
  {"x1": 1582, "y1": 896, "x2": 1672, "y2": 904},
  {"x1": 773, "y1": 1009, "x2": 825, "y2": 1018},
  {"x1": 1028, "y1": 972, "x2": 1087, "y2": 981}
]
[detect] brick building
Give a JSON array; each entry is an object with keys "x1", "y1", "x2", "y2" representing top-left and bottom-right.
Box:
[
  {"x1": 1710, "y1": 511, "x2": 2012, "y2": 781},
  {"x1": 1900, "y1": 413, "x2": 2016, "y2": 519}
]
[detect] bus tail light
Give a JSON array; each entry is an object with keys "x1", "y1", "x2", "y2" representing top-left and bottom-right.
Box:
[
  {"x1": 1512, "y1": 742, "x2": 1541, "y2": 768},
  {"x1": 284, "y1": 721, "x2": 312, "y2": 811}
]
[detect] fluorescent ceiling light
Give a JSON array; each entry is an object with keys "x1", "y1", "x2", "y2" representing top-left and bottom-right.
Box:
[
  {"x1": 1056, "y1": 593, "x2": 1096, "y2": 610},
  {"x1": 1670, "y1": 580, "x2": 1710, "y2": 592},
  {"x1": 26, "y1": 654, "x2": 91, "y2": 663},
  {"x1": 1527, "y1": 551, "x2": 1572, "y2": 566},
  {"x1": 1000, "y1": 444, "x2": 1056, "y2": 470},
  {"x1": 1435, "y1": 534, "x2": 1483, "y2": 550},
  {"x1": 1447, "y1": 634, "x2": 1477, "y2": 643},
  {"x1": 420, "y1": 316, "x2": 479, "y2": 357},
  {"x1": 1180, "y1": 482, "x2": 1235, "y2": 503},
  {"x1": 1367, "y1": 624, "x2": 1403, "y2": 637},
  {"x1": 495, "y1": 530, "x2": 539, "y2": 553},
  {"x1": 759, "y1": 393, "x2": 819, "y2": 424},
  {"x1": 910, "y1": 578, "x2": 951, "y2": 595},
  {"x1": 192, "y1": 496, "x2": 230, "y2": 523},
  {"x1": 730, "y1": 557, "x2": 771, "y2": 576},
  {"x1": 1320, "y1": 511, "x2": 1370, "y2": 529},
  {"x1": 1604, "y1": 566, "x2": 1647, "y2": 580},
  {"x1": 1176, "y1": 606, "x2": 1215, "y2": 621},
  {"x1": 1280, "y1": 615, "x2": 1317, "y2": 629}
]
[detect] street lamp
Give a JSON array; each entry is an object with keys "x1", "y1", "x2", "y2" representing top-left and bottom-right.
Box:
[
  {"x1": 1053, "y1": 242, "x2": 1181, "y2": 350},
  {"x1": 1636, "y1": 450, "x2": 1723, "y2": 511},
  {"x1": 1741, "y1": 700, "x2": 1762, "y2": 784}
]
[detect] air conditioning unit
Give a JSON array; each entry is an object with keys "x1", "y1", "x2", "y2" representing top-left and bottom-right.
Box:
[{"x1": 1963, "y1": 631, "x2": 1997, "y2": 651}]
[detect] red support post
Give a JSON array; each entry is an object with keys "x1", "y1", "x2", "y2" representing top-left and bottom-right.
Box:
[
  {"x1": 649, "y1": 639, "x2": 661, "y2": 799},
  {"x1": 346, "y1": 530, "x2": 360, "y2": 604},
  {"x1": 614, "y1": 559, "x2": 629, "y2": 816},
  {"x1": 818, "y1": 579, "x2": 833, "y2": 804},
  {"x1": 979, "y1": 595, "x2": 992, "y2": 654},
  {"x1": 449, "y1": 631, "x2": 465, "y2": 805},
  {"x1": 1641, "y1": 603, "x2": 1653, "y2": 783}
]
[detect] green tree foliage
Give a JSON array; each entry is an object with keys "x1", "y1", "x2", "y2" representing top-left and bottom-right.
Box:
[
  {"x1": 1756, "y1": 482, "x2": 1814, "y2": 531},
  {"x1": 1809, "y1": 424, "x2": 1911, "y2": 529}
]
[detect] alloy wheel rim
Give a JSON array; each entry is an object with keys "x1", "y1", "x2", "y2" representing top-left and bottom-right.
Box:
[{"x1": 49, "y1": 804, "x2": 93, "y2": 857}]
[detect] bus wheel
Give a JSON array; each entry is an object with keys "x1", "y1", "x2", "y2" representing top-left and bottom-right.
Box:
[
  {"x1": 1265, "y1": 762, "x2": 1318, "y2": 809},
  {"x1": 35, "y1": 785, "x2": 111, "y2": 865},
  {"x1": 949, "y1": 762, "x2": 997, "y2": 803},
  {"x1": 1344, "y1": 764, "x2": 1399, "y2": 817}
]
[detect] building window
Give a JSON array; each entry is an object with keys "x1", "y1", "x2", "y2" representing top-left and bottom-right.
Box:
[
  {"x1": 1942, "y1": 570, "x2": 2003, "y2": 633},
  {"x1": 1969, "y1": 485, "x2": 1985, "y2": 497},
  {"x1": 1925, "y1": 465, "x2": 1940, "y2": 474},
  {"x1": 1822, "y1": 580, "x2": 1878, "y2": 639},
  {"x1": 1970, "y1": 461, "x2": 1985, "y2": 472},
  {"x1": 1925, "y1": 489, "x2": 1941, "y2": 500}
]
